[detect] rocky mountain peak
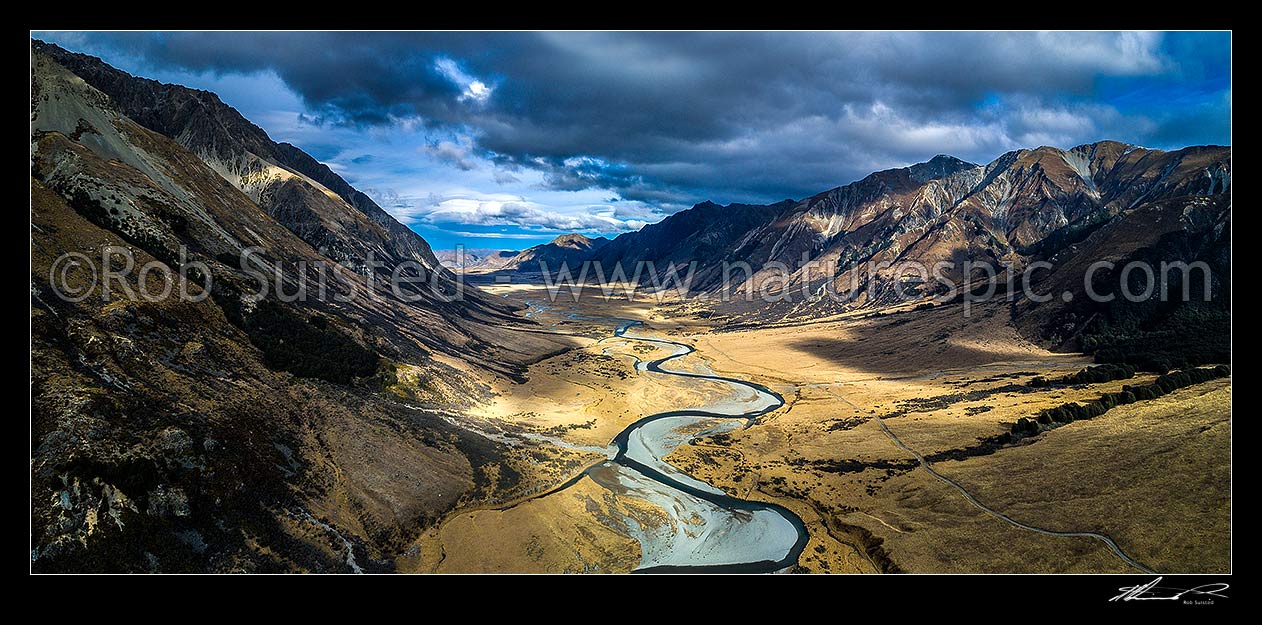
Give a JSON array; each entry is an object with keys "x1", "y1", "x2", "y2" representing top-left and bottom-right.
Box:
[
  {"x1": 549, "y1": 233, "x2": 607, "y2": 249},
  {"x1": 908, "y1": 154, "x2": 979, "y2": 183}
]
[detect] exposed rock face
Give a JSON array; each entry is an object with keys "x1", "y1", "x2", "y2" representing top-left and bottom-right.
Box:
[
  {"x1": 721, "y1": 141, "x2": 1228, "y2": 305},
  {"x1": 580, "y1": 139, "x2": 1228, "y2": 367},
  {"x1": 908, "y1": 154, "x2": 977, "y2": 184}
]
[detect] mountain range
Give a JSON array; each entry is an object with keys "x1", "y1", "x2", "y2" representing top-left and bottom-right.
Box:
[
  {"x1": 29, "y1": 39, "x2": 1230, "y2": 572},
  {"x1": 434, "y1": 234, "x2": 609, "y2": 273},
  {"x1": 505, "y1": 142, "x2": 1230, "y2": 364},
  {"x1": 584, "y1": 144, "x2": 1228, "y2": 302},
  {"x1": 434, "y1": 248, "x2": 518, "y2": 272}
]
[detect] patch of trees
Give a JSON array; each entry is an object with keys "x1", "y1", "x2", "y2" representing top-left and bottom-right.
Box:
[
  {"x1": 375, "y1": 360, "x2": 399, "y2": 389},
  {"x1": 826, "y1": 417, "x2": 867, "y2": 431},
  {"x1": 886, "y1": 383, "x2": 1029, "y2": 417},
  {"x1": 790, "y1": 457, "x2": 917, "y2": 475},
  {"x1": 1130, "y1": 365, "x2": 1231, "y2": 399},
  {"x1": 1087, "y1": 305, "x2": 1230, "y2": 373},
  {"x1": 62, "y1": 188, "x2": 186, "y2": 272},
  {"x1": 203, "y1": 268, "x2": 382, "y2": 386},
  {"x1": 1063, "y1": 362, "x2": 1136, "y2": 384}
]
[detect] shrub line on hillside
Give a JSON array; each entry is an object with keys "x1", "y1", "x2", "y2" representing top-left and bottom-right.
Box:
[
  {"x1": 1012, "y1": 365, "x2": 1230, "y2": 440},
  {"x1": 924, "y1": 365, "x2": 1230, "y2": 463},
  {"x1": 1030, "y1": 363, "x2": 1136, "y2": 388}
]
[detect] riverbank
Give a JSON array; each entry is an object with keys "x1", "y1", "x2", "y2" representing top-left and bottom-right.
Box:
[{"x1": 407, "y1": 288, "x2": 1230, "y2": 573}]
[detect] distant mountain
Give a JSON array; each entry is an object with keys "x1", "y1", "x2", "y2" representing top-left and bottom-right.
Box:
[
  {"x1": 908, "y1": 154, "x2": 978, "y2": 183},
  {"x1": 586, "y1": 157, "x2": 977, "y2": 291},
  {"x1": 590, "y1": 200, "x2": 795, "y2": 288},
  {"x1": 434, "y1": 248, "x2": 520, "y2": 272},
  {"x1": 492, "y1": 233, "x2": 609, "y2": 273}
]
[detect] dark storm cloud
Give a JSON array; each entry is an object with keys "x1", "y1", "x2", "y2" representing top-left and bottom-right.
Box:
[{"x1": 61, "y1": 31, "x2": 1224, "y2": 205}]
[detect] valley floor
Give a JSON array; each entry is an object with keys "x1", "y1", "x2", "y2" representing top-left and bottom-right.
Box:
[{"x1": 401, "y1": 285, "x2": 1231, "y2": 574}]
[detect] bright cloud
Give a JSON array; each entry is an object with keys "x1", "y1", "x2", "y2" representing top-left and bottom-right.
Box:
[
  {"x1": 422, "y1": 195, "x2": 649, "y2": 232},
  {"x1": 434, "y1": 56, "x2": 493, "y2": 104}
]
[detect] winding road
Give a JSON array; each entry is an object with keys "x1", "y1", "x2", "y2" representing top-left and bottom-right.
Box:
[
  {"x1": 815, "y1": 384, "x2": 1156, "y2": 573},
  {"x1": 874, "y1": 417, "x2": 1156, "y2": 573}
]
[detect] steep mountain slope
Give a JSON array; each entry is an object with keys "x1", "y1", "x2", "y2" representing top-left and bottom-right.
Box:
[
  {"x1": 746, "y1": 142, "x2": 1226, "y2": 304},
  {"x1": 781, "y1": 142, "x2": 1228, "y2": 314},
  {"x1": 490, "y1": 233, "x2": 609, "y2": 273},
  {"x1": 584, "y1": 140, "x2": 1228, "y2": 367},
  {"x1": 593, "y1": 143, "x2": 1227, "y2": 316},
  {"x1": 1014, "y1": 192, "x2": 1230, "y2": 370},
  {"x1": 727, "y1": 158, "x2": 981, "y2": 299},
  {"x1": 32, "y1": 40, "x2": 517, "y2": 325},
  {"x1": 590, "y1": 200, "x2": 796, "y2": 289},
  {"x1": 31, "y1": 45, "x2": 572, "y2": 572}
]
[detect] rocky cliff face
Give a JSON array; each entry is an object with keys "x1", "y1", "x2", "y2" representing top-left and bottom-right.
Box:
[{"x1": 580, "y1": 138, "x2": 1228, "y2": 367}]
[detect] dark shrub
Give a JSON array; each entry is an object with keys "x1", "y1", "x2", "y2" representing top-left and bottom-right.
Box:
[
  {"x1": 1061, "y1": 363, "x2": 1137, "y2": 385},
  {"x1": 243, "y1": 300, "x2": 379, "y2": 384}
]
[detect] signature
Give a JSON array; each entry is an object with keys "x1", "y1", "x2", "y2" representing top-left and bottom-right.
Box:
[{"x1": 1110, "y1": 577, "x2": 1230, "y2": 602}]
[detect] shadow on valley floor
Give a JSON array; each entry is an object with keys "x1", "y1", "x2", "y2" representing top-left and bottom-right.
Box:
[{"x1": 778, "y1": 303, "x2": 1082, "y2": 378}]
